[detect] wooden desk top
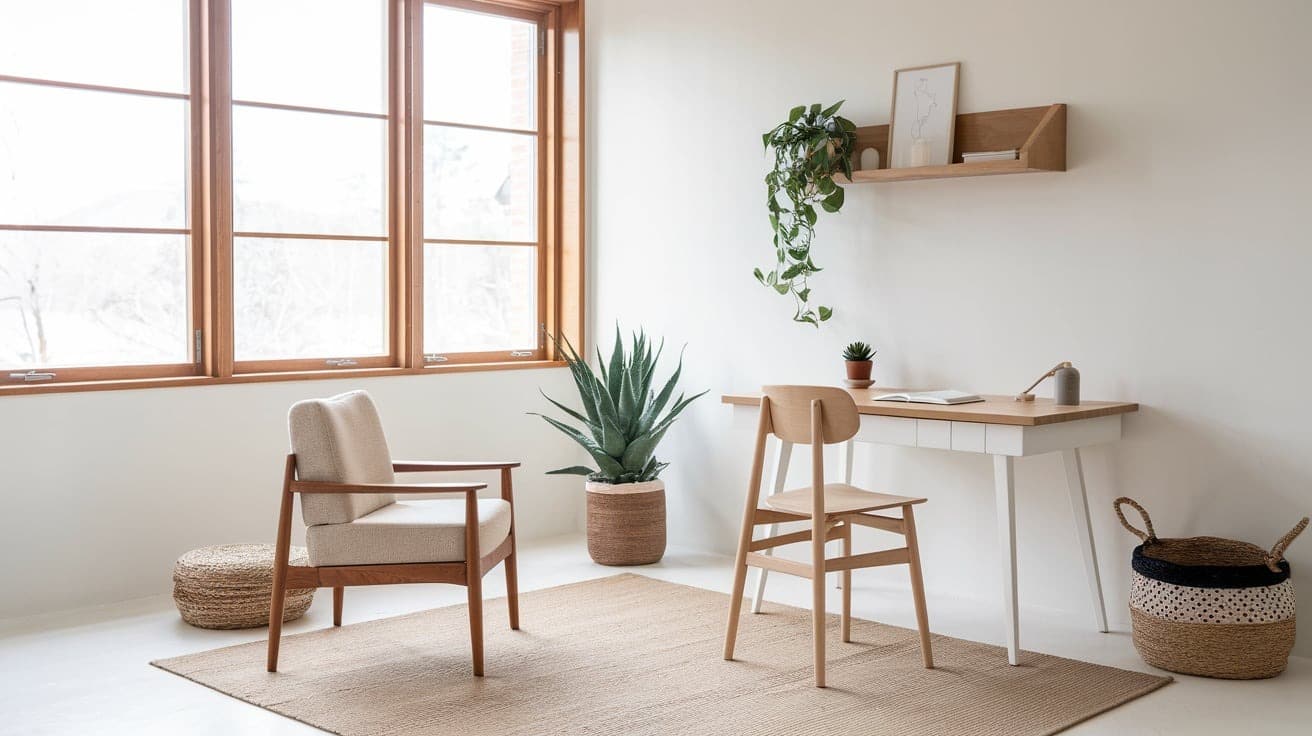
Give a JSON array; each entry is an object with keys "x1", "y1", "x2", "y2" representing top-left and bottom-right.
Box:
[{"x1": 721, "y1": 388, "x2": 1138, "y2": 427}]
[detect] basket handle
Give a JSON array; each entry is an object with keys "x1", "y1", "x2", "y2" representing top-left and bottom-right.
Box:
[
  {"x1": 1265, "y1": 517, "x2": 1309, "y2": 572},
  {"x1": 1113, "y1": 497, "x2": 1157, "y2": 544}
]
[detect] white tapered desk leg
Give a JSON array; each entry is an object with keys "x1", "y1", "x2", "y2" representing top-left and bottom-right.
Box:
[
  {"x1": 750, "y1": 438, "x2": 792, "y2": 614},
  {"x1": 994, "y1": 455, "x2": 1020, "y2": 666},
  {"x1": 1063, "y1": 448, "x2": 1108, "y2": 633}
]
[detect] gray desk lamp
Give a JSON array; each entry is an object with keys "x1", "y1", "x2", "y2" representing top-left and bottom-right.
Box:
[{"x1": 1015, "y1": 361, "x2": 1080, "y2": 405}]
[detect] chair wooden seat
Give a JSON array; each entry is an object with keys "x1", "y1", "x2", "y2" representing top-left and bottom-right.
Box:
[{"x1": 766, "y1": 484, "x2": 926, "y2": 517}]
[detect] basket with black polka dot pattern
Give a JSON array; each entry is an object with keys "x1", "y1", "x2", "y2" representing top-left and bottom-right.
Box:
[{"x1": 1115, "y1": 497, "x2": 1307, "y2": 679}]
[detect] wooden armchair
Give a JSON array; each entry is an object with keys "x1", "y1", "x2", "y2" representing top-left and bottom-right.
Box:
[{"x1": 267, "y1": 391, "x2": 520, "y2": 677}]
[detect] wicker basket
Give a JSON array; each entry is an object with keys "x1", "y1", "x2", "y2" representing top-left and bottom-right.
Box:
[
  {"x1": 1114, "y1": 497, "x2": 1307, "y2": 679},
  {"x1": 585, "y1": 480, "x2": 666, "y2": 566},
  {"x1": 173, "y1": 544, "x2": 315, "y2": 630}
]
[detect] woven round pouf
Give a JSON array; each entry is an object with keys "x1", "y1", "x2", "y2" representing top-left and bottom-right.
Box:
[{"x1": 172, "y1": 544, "x2": 315, "y2": 630}]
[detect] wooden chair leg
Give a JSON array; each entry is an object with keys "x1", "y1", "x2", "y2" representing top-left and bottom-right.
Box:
[
  {"x1": 332, "y1": 586, "x2": 344, "y2": 626},
  {"x1": 504, "y1": 538, "x2": 520, "y2": 631},
  {"x1": 904, "y1": 504, "x2": 934, "y2": 669},
  {"x1": 726, "y1": 401, "x2": 772, "y2": 661},
  {"x1": 812, "y1": 513, "x2": 827, "y2": 688},
  {"x1": 501, "y1": 468, "x2": 520, "y2": 631},
  {"x1": 465, "y1": 493, "x2": 485, "y2": 677},
  {"x1": 267, "y1": 457, "x2": 296, "y2": 673},
  {"x1": 723, "y1": 512, "x2": 754, "y2": 660},
  {"x1": 841, "y1": 522, "x2": 852, "y2": 643}
]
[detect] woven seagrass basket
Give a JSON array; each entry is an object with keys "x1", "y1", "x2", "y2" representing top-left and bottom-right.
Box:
[
  {"x1": 585, "y1": 480, "x2": 666, "y2": 566},
  {"x1": 1115, "y1": 497, "x2": 1307, "y2": 679},
  {"x1": 173, "y1": 544, "x2": 315, "y2": 630}
]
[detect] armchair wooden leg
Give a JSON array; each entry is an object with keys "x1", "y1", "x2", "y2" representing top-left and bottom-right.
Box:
[
  {"x1": 267, "y1": 457, "x2": 296, "y2": 673},
  {"x1": 501, "y1": 468, "x2": 520, "y2": 631},
  {"x1": 332, "y1": 586, "x2": 344, "y2": 627},
  {"x1": 465, "y1": 493, "x2": 485, "y2": 677},
  {"x1": 841, "y1": 522, "x2": 852, "y2": 644},
  {"x1": 504, "y1": 542, "x2": 520, "y2": 631},
  {"x1": 904, "y1": 504, "x2": 934, "y2": 669}
]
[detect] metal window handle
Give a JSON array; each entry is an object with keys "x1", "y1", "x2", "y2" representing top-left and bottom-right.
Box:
[
  {"x1": 9, "y1": 371, "x2": 56, "y2": 382},
  {"x1": 510, "y1": 350, "x2": 533, "y2": 357},
  {"x1": 325, "y1": 359, "x2": 358, "y2": 367}
]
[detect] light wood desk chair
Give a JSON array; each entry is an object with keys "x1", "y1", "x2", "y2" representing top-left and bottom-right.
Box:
[
  {"x1": 723, "y1": 385, "x2": 934, "y2": 688},
  {"x1": 267, "y1": 390, "x2": 520, "y2": 676}
]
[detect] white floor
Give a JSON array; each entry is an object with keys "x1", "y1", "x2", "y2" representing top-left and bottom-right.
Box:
[{"x1": 1, "y1": 533, "x2": 1307, "y2": 735}]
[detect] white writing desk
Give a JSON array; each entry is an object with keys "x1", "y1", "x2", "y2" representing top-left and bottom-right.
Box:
[{"x1": 721, "y1": 388, "x2": 1139, "y2": 665}]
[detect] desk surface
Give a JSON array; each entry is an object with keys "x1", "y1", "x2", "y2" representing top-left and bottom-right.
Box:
[{"x1": 721, "y1": 387, "x2": 1138, "y2": 426}]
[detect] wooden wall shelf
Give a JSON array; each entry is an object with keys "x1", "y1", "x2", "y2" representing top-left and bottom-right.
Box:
[{"x1": 836, "y1": 103, "x2": 1066, "y2": 184}]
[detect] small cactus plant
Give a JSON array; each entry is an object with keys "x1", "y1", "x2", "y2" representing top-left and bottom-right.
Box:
[{"x1": 842, "y1": 341, "x2": 875, "y2": 362}]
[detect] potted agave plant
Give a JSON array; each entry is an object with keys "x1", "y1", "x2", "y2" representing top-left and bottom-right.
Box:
[{"x1": 534, "y1": 328, "x2": 706, "y2": 565}]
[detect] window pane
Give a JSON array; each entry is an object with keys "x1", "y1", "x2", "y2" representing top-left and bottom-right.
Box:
[
  {"x1": 233, "y1": 106, "x2": 387, "y2": 236},
  {"x1": 424, "y1": 4, "x2": 536, "y2": 130},
  {"x1": 0, "y1": 83, "x2": 188, "y2": 228},
  {"x1": 234, "y1": 238, "x2": 387, "y2": 361},
  {"x1": 424, "y1": 244, "x2": 536, "y2": 353},
  {"x1": 424, "y1": 126, "x2": 535, "y2": 241},
  {"x1": 231, "y1": 0, "x2": 386, "y2": 114},
  {"x1": 0, "y1": 0, "x2": 188, "y2": 93},
  {"x1": 0, "y1": 231, "x2": 189, "y2": 368}
]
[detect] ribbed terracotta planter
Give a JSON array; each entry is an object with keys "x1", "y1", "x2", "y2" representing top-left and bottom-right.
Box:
[{"x1": 585, "y1": 480, "x2": 666, "y2": 566}]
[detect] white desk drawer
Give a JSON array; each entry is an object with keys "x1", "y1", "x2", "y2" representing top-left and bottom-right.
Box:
[
  {"x1": 916, "y1": 420, "x2": 952, "y2": 449},
  {"x1": 951, "y1": 422, "x2": 987, "y2": 453},
  {"x1": 856, "y1": 415, "x2": 917, "y2": 446}
]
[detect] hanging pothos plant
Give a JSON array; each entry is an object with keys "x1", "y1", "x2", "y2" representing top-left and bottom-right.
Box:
[{"x1": 754, "y1": 101, "x2": 857, "y2": 326}]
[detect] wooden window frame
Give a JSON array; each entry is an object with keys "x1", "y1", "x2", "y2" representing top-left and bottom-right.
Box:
[{"x1": 0, "y1": 0, "x2": 584, "y2": 398}]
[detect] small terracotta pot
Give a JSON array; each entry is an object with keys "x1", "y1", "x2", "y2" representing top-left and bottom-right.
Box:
[
  {"x1": 845, "y1": 360, "x2": 873, "y2": 381},
  {"x1": 585, "y1": 480, "x2": 666, "y2": 565}
]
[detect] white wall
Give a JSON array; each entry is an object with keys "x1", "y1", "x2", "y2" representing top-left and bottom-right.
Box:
[
  {"x1": 588, "y1": 0, "x2": 1312, "y2": 654},
  {"x1": 0, "y1": 369, "x2": 582, "y2": 619}
]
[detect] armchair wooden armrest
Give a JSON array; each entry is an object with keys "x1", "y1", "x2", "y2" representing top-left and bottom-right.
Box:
[
  {"x1": 392, "y1": 460, "x2": 521, "y2": 472},
  {"x1": 290, "y1": 480, "x2": 486, "y2": 495}
]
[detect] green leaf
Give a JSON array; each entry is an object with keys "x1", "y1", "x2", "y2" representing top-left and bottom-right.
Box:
[
  {"x1": 818, "y1": 306, "x2": 833, "y2": 321},
  {"x1": 546, "y1": 466, "x2": 596, "y2": 476},
  {"x1": 773, "y1": 282, "x2": 789, "y2": 295},
  {"x1": 821, "y1": 100, "x2": 844, "y2": 117},
  {"x1": 781, "y1": 263, "x2": 804, "y2": 280},
  {"x1": 753, "y1": 267, "x2": 766, "y2": 284},
  {"x1": 537, "y1": 389, "x2": 594, "y2": 430},
  {"x1": 788, "y1": 105, "x2": 805, "y2": 123}
]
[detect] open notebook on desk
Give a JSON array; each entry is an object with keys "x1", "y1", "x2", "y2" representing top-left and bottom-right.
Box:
[{"x1": 873, "y1": 389, "x2": 984, "y2": 405}]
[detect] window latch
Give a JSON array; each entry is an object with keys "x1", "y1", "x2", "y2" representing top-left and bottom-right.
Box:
[
  {"x1": 9, "y1": 370, "x2": 56, "y2": 383},
  {"x1": 510, "y1": 350, "x2": 533, "y2": 358},
  {"x1": 424, "y1": 354, "x2": 448, "y2": 363},
  {"x1": 324, "y1": 359, "x2": 358, "y2": 368}
]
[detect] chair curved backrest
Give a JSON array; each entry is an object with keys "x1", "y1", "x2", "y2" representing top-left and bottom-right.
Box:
[
  {"x1": 761, "y1": 385, "x2": 860, "y2": 445},
  {"x1": 288, "y1": 390, "x2": 396, "y2": 526}
]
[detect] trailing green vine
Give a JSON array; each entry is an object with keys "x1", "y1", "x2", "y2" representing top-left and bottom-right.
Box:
[{"x1": 754, "y1": 101, "x2": 857, "y2": 326}]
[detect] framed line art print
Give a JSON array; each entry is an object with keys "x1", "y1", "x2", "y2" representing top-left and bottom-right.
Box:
[{"x1": 888, "y1": 62, "x2": 960, "y2": 168}]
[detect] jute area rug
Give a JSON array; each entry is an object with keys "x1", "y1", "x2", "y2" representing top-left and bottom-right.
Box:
[{"x1": 153, "y1": 573, "x2": 1170, "y2": 736}]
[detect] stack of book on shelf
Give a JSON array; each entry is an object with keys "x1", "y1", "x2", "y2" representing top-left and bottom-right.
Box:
[{"x1": 961, "y1": 149, "x2": 1018, "y2": 163}]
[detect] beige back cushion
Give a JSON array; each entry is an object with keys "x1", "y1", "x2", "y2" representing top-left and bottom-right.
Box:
[{"x1": 289, "y1": 391, "x2": 397, "y2": 526}]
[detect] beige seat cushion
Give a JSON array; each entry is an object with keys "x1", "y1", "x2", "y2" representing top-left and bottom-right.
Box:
[
  {"x1": 289, "y1": 391, "x2": 397, "y2": 527},
  {"x1": 305, "y1": 498, "x2": 513, "y2": 567}
]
